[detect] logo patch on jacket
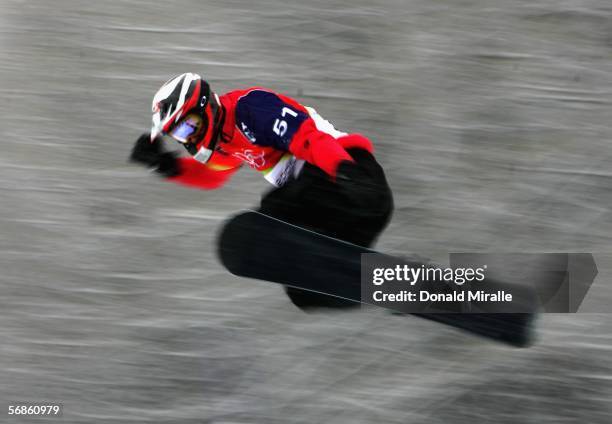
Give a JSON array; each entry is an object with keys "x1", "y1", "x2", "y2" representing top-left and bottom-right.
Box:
[
  {"x1": 240, "y1": 122, "x2": 257, "y2": 143},
  {"x1": 233, "y1": 149, "x2": 266, "y2": 168}
]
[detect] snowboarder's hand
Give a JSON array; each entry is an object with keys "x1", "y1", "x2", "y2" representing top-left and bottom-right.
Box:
[
  {"x1": 129, "y1": 133, "x2": 181, "y2": 177},
  {"x1": 130, "y1": 133, "x2": 162, "y2": 166},
  {"x1": 156, "y1": 152, "x2": 181, "y2": 178}
]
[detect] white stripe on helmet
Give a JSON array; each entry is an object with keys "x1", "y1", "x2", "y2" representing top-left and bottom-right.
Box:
[
  {"x1": 151, "y1": 73, "x2": 201, "y2": 139},
  {"x1": 175, "y1": 74, "x2": 199, "y2": 123}
]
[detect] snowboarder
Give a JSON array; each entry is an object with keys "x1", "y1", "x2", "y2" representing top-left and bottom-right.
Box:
[{"x1": 130, "y1": 73, "x2": 394, "y2": 307}]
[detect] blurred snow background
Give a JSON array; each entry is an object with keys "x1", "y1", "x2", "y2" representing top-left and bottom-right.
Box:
[{"x1": 1, "y1": 0, "x2": 611, "y2": 422}]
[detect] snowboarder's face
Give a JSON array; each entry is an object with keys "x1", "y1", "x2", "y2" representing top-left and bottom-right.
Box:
[
  {"x1": 168, "y1": 113, "x2": 207, "y2": 145},
  {"x1": 168, "y1": 92, "x2": 221, "y2": 153}
]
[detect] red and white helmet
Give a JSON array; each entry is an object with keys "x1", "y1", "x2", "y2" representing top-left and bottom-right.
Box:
[{"x1": 151, "y1": 73, "x2": 222, "y2": 163}]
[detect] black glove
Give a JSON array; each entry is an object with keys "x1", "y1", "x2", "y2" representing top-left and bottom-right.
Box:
[
  {"x1": 129, "y1": 133, "x2": 181, "y2": 178},
  {"x1": 130, "y1": 133, "x2": 161, "y2": 166}
]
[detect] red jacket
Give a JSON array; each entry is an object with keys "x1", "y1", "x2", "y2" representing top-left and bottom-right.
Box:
[{"x1": 168, "y1": 87, "x2": 373, "y2": 190}]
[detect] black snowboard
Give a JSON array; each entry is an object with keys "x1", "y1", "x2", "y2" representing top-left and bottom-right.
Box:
[{"x1": 217, "y1": 210, "x2": 536, "y2": 347}]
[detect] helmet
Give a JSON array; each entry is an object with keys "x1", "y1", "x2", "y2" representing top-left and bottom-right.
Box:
[{"x1": 151, "y1": 73, "x2": 222, "y2": 163}]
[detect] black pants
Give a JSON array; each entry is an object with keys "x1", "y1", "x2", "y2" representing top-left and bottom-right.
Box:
[{"x1": 258, "y1": 148, "x2": 394, "y2": 308}]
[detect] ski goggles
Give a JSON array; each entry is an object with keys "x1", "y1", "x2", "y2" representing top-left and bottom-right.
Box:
[{"x1": 168, "y1": 113, "x2": 207, "y2": 144}]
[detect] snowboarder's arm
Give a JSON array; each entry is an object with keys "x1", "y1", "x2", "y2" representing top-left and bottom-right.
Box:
[
  {"x1": 166, "y1": 155, "x2": 242, "y2": 190},
  {"x1": 289, "y1": 120, "x2": 373, "y2": 177},
  {"x1": 129, "y1": 133, "x2": 241, "y2": 190}
]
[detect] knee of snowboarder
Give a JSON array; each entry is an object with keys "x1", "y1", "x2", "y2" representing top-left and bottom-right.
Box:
[{"x1": 345, "y1": 147, "x2": 394, "y2": 219}]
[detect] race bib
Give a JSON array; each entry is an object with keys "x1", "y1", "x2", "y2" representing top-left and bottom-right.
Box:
[{"x1": 262, "y1": 153, "x2": 305, "y2": 187}]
